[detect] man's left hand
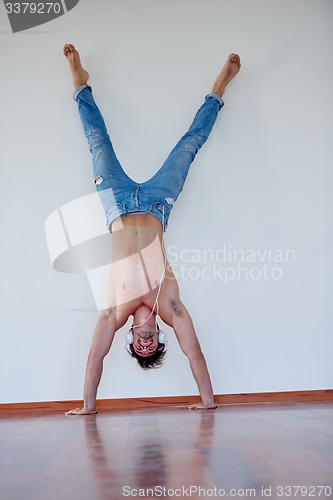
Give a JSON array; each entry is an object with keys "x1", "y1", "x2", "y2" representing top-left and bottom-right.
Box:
[{"x1": 189, "y1": 402, "x2": 218, "y2": 410}]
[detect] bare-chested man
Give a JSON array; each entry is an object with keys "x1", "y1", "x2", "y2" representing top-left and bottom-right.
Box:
[{"x1": 63, "y1": 44, "x2": 241, "y2": 414}]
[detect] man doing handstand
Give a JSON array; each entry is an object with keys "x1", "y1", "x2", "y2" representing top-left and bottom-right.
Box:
[{"x1": 63, "y1": 44, "x2": 241, "y2": 414}]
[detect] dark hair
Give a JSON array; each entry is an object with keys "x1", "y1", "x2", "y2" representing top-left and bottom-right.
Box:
[{"x1": 129, "y1": 342, "x2": 167, "y2": 370}]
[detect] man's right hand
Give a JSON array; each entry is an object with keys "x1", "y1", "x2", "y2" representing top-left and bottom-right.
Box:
[
  {"x1": 189, "y1": 402, "x2": 218, "y2": 410},
  {"x1": 65, "y1": 407, "x2": 97, "y2": 416}
]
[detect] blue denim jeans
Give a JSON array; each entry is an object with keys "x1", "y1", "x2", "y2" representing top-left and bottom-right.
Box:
[{"x1": 73, "y1": 84, "x2": 224, "y2": 232}]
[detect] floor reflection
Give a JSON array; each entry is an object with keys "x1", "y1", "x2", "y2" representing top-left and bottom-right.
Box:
[
  {"x1": 82, "y1": 411, "x2": 217, "y2": 497},
  {"x1": 82, "y1": 409, "x2": 264, "y2": 498}
]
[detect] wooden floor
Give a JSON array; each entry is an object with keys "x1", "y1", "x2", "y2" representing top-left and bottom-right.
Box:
[{"x1": 0, "y1": 402, "x2": 332, "y2": 500}]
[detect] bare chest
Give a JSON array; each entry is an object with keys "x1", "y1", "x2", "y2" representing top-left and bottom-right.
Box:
[{"x1": 105, "y1": 222, "x2": 168, "y2": 308}]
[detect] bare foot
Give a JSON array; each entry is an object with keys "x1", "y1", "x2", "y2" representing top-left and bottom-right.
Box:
[
  {"x1": 63, "y1": 43, "x2": 89, "y2": 89},
  {"x1": 212, "y1": 53, "x2": 241, "y2": 96}
]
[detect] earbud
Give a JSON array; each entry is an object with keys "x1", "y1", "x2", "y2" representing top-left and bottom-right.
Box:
[
  {"x1": 157, "y1": 330, "x2": 167, "y2": 345},
  {"x1": 126, "y1": 220, "x2": 168, "y2": 357},
  {"x1": 125, "y1": 330, "x2": 134, "y2": 345}
]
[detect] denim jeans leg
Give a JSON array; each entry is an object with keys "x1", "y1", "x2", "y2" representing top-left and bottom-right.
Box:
[
  {"x1": 143, "y1": 94, "x2": 224, "y2": 203},
  {"x1": 74, "y1": 85, "x2": 133, "y2": 193}
]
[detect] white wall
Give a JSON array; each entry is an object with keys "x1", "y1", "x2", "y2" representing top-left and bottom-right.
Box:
[{"x1": 1, "y1": 0, "x2": 332, "y2": 404}]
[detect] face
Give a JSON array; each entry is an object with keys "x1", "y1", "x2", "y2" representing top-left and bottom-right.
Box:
[
  {"x1": 132, "y1": 328, "x2": 159, "y2": 357},
  {"x1": 132, "y1": 305, "x2": 159, "y2": 357}
]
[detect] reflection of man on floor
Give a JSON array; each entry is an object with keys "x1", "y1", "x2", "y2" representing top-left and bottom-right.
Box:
[
  {"x1": 63, "y1": 44, "x2": 241, "y2": 415},
  {"x1": 82, "y1": 411, "x2": 216, "y2": 497}
]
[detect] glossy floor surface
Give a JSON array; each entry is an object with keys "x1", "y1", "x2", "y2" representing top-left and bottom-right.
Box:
[{"x1": 0, "y1": 402, "x2": 332, "y2": 500}]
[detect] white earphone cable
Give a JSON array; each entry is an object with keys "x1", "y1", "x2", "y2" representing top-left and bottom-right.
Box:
[{"x1": 132, "y1": 206, "x2": 167, "y2": 329}]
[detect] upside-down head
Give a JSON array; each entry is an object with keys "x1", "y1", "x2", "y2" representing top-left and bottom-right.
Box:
[{"x1": 126, "y1": 305, "x2": 167, "y2": 369}]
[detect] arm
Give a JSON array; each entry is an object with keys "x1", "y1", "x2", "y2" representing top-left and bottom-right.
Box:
[
  {"x1": 66, "y1": 308, "x2": 118, "y2": 415},
  {"x1": 170, "y1": 300, "x2": 217, "y2": 410}
]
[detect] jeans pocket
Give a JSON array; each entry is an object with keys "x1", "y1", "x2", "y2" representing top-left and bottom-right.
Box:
[
  {"x1": 98, "y1": 190, "x2": 125, "y2": 220},
  {"x1": 152, "y1": 201, "x2": 169, "y2": 217},
  {"x1": 109, "y1": 201, "x2": 126, "y2": 218}
]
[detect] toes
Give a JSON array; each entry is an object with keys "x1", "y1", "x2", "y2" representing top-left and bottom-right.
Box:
[
  {"x1": 63, "y1": 44, "x2": 72, "y2": 56},
  {"x1": 229, "y1": 53, "x2": 240, "y2": 64},
  {"x1": 64, "y1": 43, "x2": 75, "y2": 54}
]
